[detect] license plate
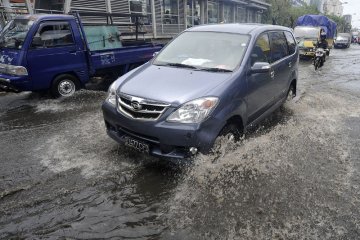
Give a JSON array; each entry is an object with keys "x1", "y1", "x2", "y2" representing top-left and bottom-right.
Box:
[{"x1": 124, "y1": 136, "x2": 150, "y2": 154}]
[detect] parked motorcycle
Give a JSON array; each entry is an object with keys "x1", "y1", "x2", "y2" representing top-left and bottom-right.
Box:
[{"x1": 313, "y1": 47, "x2": 326, "y2": 70}]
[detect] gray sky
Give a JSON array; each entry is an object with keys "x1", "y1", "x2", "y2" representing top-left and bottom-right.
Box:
[{"x1": 342, "y1": 0, "x2": 360, "y2": 29}]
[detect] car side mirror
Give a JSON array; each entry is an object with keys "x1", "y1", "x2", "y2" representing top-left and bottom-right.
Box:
[
  {"x1": 31, "y1": 36, "x2": 43, "y2": 48},
  {"x1": 251, "y1": 62, "x2": 271, "y2": 74}
]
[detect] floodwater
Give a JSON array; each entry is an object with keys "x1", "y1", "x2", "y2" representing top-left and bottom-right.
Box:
[{"x1": 1, "y1": 46, "x2": 360, "y2": 239}]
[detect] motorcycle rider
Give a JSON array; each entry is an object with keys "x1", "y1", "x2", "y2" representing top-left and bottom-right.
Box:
[{"x1": 316, "y1": 31, "x2": 328, "y2": 63}]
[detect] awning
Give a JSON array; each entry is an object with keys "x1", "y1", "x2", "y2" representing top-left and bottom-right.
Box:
[{"x1": 221, "y1": 0, "x2": 248, "y2": 5}]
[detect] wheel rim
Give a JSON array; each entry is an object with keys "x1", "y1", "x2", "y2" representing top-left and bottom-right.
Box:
[{"x1": 58, "y1": 79, "x2": 76, "y2": 97}]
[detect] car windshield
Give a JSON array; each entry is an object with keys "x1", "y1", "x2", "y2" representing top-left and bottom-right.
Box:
[
  {"x1": 153, "y1": 31, "x2": 250, "y2": 72},
  {"x1": 294, "y1": 27, "x2": 319, "y2": 40},
  {"x1": 0, "y1": 19, "x2": 34, "y2": 49}
]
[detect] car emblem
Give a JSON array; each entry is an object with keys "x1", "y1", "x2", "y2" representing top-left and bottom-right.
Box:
[{"x1": 131, "y1": 101, "x2": 142, "y2": 111}]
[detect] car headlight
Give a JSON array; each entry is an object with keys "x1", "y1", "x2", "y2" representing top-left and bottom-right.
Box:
[
  {"x1": 106, "y1": 82, "x2": 117, "y2": 106},
  {"x1": 0, "y1": 63, "x2": 28, "y2": 76},
  {"x1": 167, "y1": 97, "x2": 219, "y2": 123}
]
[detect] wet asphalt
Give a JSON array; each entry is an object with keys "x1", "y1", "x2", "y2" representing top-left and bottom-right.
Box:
[{"x1": 0, "y1": 45, "x2": 360, "y2": 239}]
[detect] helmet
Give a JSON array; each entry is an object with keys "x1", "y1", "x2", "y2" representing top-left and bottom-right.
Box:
[{"x1": 320, "y1": 32, "x2": 326, "y2": 40}]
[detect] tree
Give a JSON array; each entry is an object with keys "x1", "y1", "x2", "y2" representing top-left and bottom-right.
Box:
[
  {"x1": 326, "y1": 15, "x2": 351, "y2": 33},
  {"x1": 289, "y1": 4, "x2": 320, "y2": 28},
  {"x1": 262, "y1": 0, "x2": 293, "y2": 26},
  {"x1": 263, "y1": 1, "x2": 320, "y2": 28}
]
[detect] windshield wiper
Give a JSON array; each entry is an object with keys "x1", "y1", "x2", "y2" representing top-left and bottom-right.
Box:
[
  {"x1": 155, "y1": 62, "x2": 198, "y2": 69},
  {"x1": 198, "y1": 67, "x2": 232, "y2": 72}
]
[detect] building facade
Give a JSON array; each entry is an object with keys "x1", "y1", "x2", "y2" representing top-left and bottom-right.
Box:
[
  {"x1": 31, "y1": 0, "x2": 270, "y2": 38},
  {"x1": 323, "y1": 0, "x2": 343, "y2": 16}
]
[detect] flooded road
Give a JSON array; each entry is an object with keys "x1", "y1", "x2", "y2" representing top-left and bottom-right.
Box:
[{"x1": 1, "y1": 46, "x2": 360, "y2": 239}]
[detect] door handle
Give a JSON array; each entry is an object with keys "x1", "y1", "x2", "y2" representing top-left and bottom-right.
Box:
[
  {"x1": 69, "y1": 51, "x2": 77, "y2": 55},
  {"x1": 270, "y1": 70, "x2": 275, "y2": 78}
]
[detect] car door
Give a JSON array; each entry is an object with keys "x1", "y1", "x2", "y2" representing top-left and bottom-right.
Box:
[
  {"x1": 26, "y1": 21, "x2": 87, "y2": 91},
  {"x1": 283, "y1": 31, "x2": 298, "y2": 95},
  {"x1": 268, "y1": 31, "x2": 289, "y2": 101},
  {"x1": 246, "y1": 32, "x2": 274, "y2": 123}
]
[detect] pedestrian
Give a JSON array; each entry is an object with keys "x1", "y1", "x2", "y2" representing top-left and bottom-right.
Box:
[{"x1": 194, "y1": 11, "x2": 200, "y2": 25}]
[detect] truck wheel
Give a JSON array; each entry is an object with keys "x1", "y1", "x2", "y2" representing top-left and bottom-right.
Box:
[{"x1": 51, "y1": 74, "x2": 80, "y2": 98}]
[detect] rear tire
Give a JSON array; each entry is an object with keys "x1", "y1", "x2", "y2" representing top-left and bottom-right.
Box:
[
  {"x1": 51, "y1": 74, "x2": 80, "y2": 98},
  {"x1": 286, "y1": 83, "x2": 296, "y2": 101}
]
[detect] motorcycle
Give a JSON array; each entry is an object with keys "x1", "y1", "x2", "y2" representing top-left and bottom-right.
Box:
[{"x1": 313, "y1": 47, "x2": 326, "y2": 70}]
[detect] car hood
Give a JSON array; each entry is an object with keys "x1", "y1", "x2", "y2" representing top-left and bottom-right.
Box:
[
  {"x1": 0, "y1": 48, "x2": 22, "y2": 65},
  {"x1": 117, "y1": 64, "x2": 233, "y2": 106}
]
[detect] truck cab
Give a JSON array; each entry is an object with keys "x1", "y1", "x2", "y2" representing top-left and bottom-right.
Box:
[
  {"x1": 0, "y1": 13, "x2": 162, "y2": 97},
  {"x1": 294, "y1": 26, "x2": 321, "y2": 58},
  {"x1": 0, "y1": 15, "x2": 87, "y2": 94}
]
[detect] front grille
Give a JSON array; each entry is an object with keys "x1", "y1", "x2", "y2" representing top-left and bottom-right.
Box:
[{"x1": 117, "y1": 93, "x2": 170, "y2": 121}]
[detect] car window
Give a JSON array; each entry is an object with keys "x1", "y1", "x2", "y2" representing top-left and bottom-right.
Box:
[
  {"x1": 153, "y1": 31, "x2": 250, "y2": 71},
  {"x1": 284, "y1": 31, "x2": 296, "y2": 55},
  {"x1": 31, "y1": 22, "x2": 74, "y2": 48},
  {"x1": 251, "y1": 33, "x2": 271, "y2": 66},
  {"x1": 269, "y1": 31, "x2": 289, "y2": 62}
]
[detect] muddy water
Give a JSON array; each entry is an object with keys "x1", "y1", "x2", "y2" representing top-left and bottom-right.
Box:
[{"x1": 1, "y1": 46, "x2": 360, "y2": 239}]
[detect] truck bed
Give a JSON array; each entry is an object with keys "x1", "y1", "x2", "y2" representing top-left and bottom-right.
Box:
[{"x1": 90, "y1": 43, "x2": 163, "y2": 72}]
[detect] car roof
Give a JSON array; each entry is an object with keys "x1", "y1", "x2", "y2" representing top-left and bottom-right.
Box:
[{"x1": 186, "y1": 23, "x2": 293, "y2": 35}]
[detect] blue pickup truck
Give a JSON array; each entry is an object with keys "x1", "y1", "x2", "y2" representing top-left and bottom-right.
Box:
[{"x1": 0, "y1": 12, "x2": 163, "y2": 97}]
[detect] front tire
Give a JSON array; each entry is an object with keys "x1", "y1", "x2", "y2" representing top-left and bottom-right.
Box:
[
  {"x1": 51, "y1": 74, "x2": 80, "y2": 98},
  {"x1": 212, "y1": 123, "x2": 242, "y2": 156},
  {"x1": 314, "y1": 58, "x2": 320, "y2": 70}
]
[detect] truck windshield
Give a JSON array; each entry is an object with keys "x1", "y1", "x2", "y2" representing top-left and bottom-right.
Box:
[
  {"x1": 0, "y1": 19, "x2": 34, "y2": 49},
  {"x1": 294, "y1": 27, "x2": 319, "y2": 40},
  {"x1": 153, "y1": 31, "x2": 250, "y2": 72}
]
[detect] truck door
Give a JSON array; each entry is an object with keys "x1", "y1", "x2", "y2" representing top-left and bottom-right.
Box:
[{"x1": 26, "y1": 21, "x2": 88, "y2": 91}]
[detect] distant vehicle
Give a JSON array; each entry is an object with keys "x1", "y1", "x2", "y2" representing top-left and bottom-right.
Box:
[
  {"x1": 351, "y1": 32, "x2": 359, "y2": 43},
  {"x1": 0, "y1": 12, "x2": 163, "y2": 97},
  {"x1": 294, "y1": 15, "x2": 337, "y2": 58},
  {"x1": 334, "y1": 33, "x2": 351, "y2": 48},
  {"x1": 102, "y1": 24, "x2": 299, "y2": 159}
]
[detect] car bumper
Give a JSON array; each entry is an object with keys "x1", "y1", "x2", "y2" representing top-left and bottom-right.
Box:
[
  {"x1": 0, "y1": 73, "x2": 30, "y2": 92},
  {"x1": 334, "y1": 43, "x2": 348, "y2": 48},
  {"x1": 102, "y1": 102, "x2": 223, "y2": 159}
]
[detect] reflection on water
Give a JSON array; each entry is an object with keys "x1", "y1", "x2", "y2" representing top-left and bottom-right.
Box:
[{"x1": 1, "y1": 47, "x2": 360, "y2": 239}]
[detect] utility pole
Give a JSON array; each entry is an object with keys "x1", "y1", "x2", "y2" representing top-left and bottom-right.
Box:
[
  {"x1": 151, "y1": 0, "x2": 157, "y2": 38},
  {"x1": 64, "y1": 0, "x2": 72, "y2": 14},
  {"x1": 25, "y1": 0, "x2": 34, "y2": 14}
]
